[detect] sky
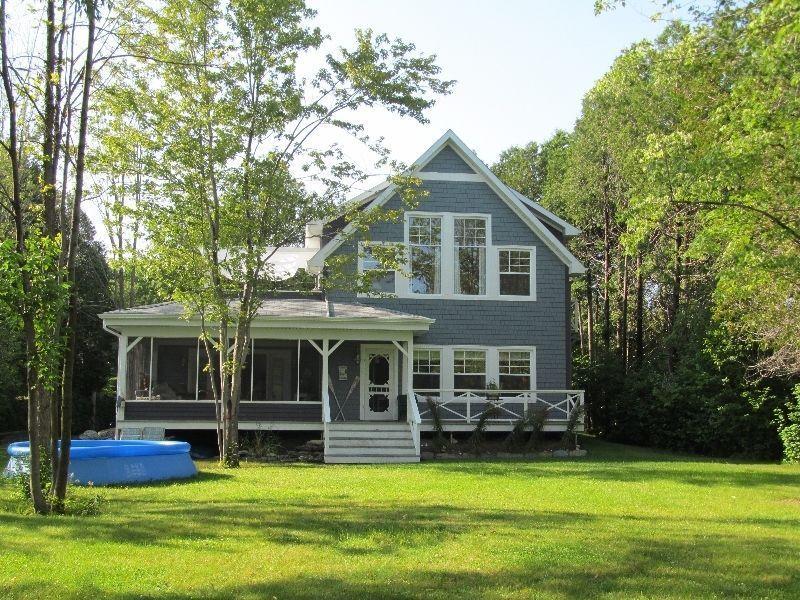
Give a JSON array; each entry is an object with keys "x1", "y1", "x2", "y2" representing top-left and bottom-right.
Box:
[
  {"x1": 306, "y1": 0, "x2": 666, "y2": 166},
  {"x1": 80, "y1": 0, "x2": 669, "y2": 240}
]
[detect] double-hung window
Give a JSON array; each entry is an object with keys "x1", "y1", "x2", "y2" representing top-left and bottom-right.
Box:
[
  {"x1": 361, "y1": 244, "x2": 395, "y2": 294},
  {"x1": 413, "y1": 349, "x2": 441, "y2": 396},
  {"x1": 454, "y1": 217, "x2": 487, "y2": 295},
  {"x1": 499, "y1": 350, "x2": 532, "y2": 391},
  {"x1": 408, "y1": 216, "x2": 441, "y2": 294},
  {"x1": 454, "y1": 349, "x2": 486, "y2": 390},
  {"x1": 499, "y1": 249, "x2": 532, "y2": 296}
]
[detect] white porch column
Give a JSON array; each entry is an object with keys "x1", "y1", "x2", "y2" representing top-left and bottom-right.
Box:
[
  {"x1": 116, "y1": 334, "x2": 128, "y2": 401},
  {"x1": 116, "y1": 334, "x2": 128, "y2": 434},
  {"x1": 405, "y1": 335, "x2": 414, "y2": 402},
  {"x1": 321, "y1": 338, "x2": 329, "y2": 413}
]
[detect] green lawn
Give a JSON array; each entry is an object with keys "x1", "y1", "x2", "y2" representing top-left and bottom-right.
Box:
[{"x1": 1, "y1": 439, "x2": 799, "y2": 599}]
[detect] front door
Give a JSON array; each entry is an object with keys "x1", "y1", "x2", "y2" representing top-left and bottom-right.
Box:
[{"x1": 360, "y1": 344, "x2": 398, "y2": 420}]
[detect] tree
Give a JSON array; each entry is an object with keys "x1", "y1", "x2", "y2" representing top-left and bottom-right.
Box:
[
  {"x1": 106, "y1": 0, "x2": 452, "y2": 466},
  {"x1": 0, "y1": 0, "x2": 103, "y2": 512}
]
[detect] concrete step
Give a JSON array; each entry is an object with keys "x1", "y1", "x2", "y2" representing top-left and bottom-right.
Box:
[
  {"x1": 326, "y1": 446, "x2": 418, "y2": 457},
  {"x1": 325, "y1": 455, "x2": 420, "y2": 464},
  {"x1": 328, "y1": 438, "x2": 416, "y2": 449},
  {"x1": 328, "y1": 421, "x2": 410, "y2": 430}
]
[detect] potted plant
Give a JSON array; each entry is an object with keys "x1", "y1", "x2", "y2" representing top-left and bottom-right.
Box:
[{"x1": 485, "y1": 379, "x2": 500, "y2": 404}]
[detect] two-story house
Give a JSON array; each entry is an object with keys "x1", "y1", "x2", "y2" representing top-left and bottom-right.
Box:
[{"x1": 100, "y1": 130, "x2": 585, "y2": 463}]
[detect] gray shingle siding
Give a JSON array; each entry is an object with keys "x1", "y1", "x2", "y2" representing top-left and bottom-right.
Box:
[
  {"x1": 420, "y1": 146, "x2": 476, "y2": 173},
  {"x1": 326, "y1": 179, "x2": 571, "y2": 390}
]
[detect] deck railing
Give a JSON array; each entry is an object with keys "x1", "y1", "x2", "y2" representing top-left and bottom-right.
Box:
[{"x1": 414, "y1": 389, "x2": 585, "y2": 425}]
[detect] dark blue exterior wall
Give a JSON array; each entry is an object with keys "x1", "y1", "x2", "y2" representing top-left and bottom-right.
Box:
[
  {"x1": 420, "y1": 145, "x2": 476, "y2": 173},
  {"x1": 326, "y1": 158, "x2": 571, "y2": 390}
]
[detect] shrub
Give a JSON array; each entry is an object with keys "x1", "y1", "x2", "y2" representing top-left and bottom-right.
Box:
[
  {"x1": 469, "y1": 403, "x2": 498, "y2": 456},
  {"x1": 426, "y1": 397, "x2": 448, "y2": 454}
]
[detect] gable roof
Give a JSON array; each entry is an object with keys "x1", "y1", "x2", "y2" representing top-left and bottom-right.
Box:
[{"x1": 309, "y1": 130, "x2": 585, "y2": 275}]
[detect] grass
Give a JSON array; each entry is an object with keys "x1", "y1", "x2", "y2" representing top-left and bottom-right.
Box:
[{"x1": 1, "y1": 438, "x2": 799, "y2": 599}]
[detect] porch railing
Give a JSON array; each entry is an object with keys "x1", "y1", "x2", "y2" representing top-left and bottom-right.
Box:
[
  {"x1": 414, "y1": 389, "x2": 585, "y2": 426},
  {"x1": 407, "y1": 391, "x2": 422, "y2": 455}
]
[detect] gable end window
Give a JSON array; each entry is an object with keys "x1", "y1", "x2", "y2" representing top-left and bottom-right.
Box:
[
  {"x1": 409, "y1": 216, "x2": 441, "y2": 294},
  {"x1": 499, "y1": 249, "x2": 532, "y2": 296},
  {"x1": 454, "y1": 217, "x2": 487, "y2": 295}
]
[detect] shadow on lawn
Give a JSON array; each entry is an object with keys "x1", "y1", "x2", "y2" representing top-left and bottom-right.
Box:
[{"x1": 4, "y1": 527, "x2": 799, "y2": 599}]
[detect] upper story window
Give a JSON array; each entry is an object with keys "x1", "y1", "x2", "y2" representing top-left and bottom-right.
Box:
[
  {"x1": 454, "y1": 217, "x2": 486, "y2": 295},
  {"x1": 499, "y1": 249, "x2": 532, "y2": 296},
  {"x1": 454, "y1": 349, "x2": 486, "y2": 390},
  {"x1": 361, "y1": 244, "x2": 396, "y2": 294},
  {"x1": 408, "y1": 216, "x2": 441, "y2": 294}
]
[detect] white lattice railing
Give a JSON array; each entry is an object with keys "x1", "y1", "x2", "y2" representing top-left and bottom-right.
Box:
[{"x1": 414, "y1": 389, "x2": 584, "y2": 425}]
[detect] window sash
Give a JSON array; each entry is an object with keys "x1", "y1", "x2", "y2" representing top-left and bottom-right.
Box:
[
  {"x1": 499, "y1": 250, "x2": 531, "y2": 296},
  {"x1": 362, "y1": 244, "x2": 396, "y2": 293}
]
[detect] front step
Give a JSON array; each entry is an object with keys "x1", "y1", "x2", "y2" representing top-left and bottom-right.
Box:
[{"x1": 325, "y1": 421, "x2": 419, "y2": 464}]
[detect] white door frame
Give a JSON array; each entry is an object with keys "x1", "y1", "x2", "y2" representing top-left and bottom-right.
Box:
[{"x1": 359, "y1": 343, "x2": 398, "y2": 420}]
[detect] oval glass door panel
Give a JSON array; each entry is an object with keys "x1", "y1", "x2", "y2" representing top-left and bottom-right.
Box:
[{"x1": 367, "y1": 353, "x2": 390, "y2": 413}]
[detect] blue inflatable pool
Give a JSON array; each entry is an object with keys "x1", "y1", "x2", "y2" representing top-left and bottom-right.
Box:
[{"x1": 4, "y1": 440, "x2": 197, "y2": 486}]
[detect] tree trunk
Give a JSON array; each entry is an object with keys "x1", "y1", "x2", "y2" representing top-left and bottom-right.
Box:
[
  {"x1": 53, "y1": 0, "x2": 96, "y2": 508},
  {"x1": 1, "y1": 0, "x2": 48, "y2": 514},
  {"x1": 618, "y1": 253, "x2": 629, "y2": 371},
  {"x1": 635, "y1": 251, "x2": 644, "y2": 368},
  {"x1": 603, "y1": 206, "x2": 611, "y2": 353},
  {"x1": 666, "y1": 231, "x2": 682, "y2": 374},
  {"x1": 586, "y1": 268, "x2": 595, "y2": 363}
]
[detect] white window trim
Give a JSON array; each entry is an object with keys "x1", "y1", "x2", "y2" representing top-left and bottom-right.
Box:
[
  {"x1": 396, "y1": 212, "x2": 537, "y2": 302},
  {"x1": 357, "y1": 240, "x2": 400, "y2": 299},
  {"x1": 413, "y1": 345, "x2": 536, "y2": 394},
  {"x1": 498, "y1": 346, "x2": 537, "y2": 391},
  {"x1": 406, "y1": 213, "x2": 445, "y2": 298},
  {"x1": 412, "y1": 345, "x2": 444, "y2": 393},
  {"x1": 496, "y1": 245, "x2": 537, "y2": 301}
]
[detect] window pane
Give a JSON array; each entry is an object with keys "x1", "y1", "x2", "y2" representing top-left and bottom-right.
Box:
[
  {"x1": 413, "y1": 373, "x2": 440, "y2": 390},
  {"x1": 500, "y1": 250, "x2": 531, "y2": 296},
  {"x1": 455, "y1": 218, "x2": 486, "y2": 295},
  {"x1": 409, "y1": 217, "x2": 441, "y2": 294},
  {"x1": 455, "y1": 374, "x2": 486, "y2": 390},
  {"x1": 499, "y1": 351, "x2": 531, "y2": 391},
  {"x1": 362, "y1": 245, "x2": 395, "y2": 293},
  {"x1": 410, "y1": 245, "x2": 441, "y2": 294},
  {"x1": 454, "y1": 350, "x2": 486, "y2": 374},
  {"x1": 413, "y1": 349, "x2": 441, "y2": 374}
]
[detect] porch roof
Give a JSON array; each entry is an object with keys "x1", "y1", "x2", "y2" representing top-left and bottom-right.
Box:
[{"x1": 100, "y1": 297, "x2": 434, "y2": 334}]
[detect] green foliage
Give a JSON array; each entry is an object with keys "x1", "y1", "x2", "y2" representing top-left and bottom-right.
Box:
[
  {"x1": 426, "y1": 397, "x2": 448, "y2": 454},
  {"x1": 494, "y1": 0, "x2": 799, "y2": 460},
  {"x1": 241, "y1": 431, "x2": 283, "y2": 459},
  {"x1": 468, "y1": 402, "x2": 498, "y2": 456},
  {"x1": 505, "y1": 406, "x2": 547, "y2": 452},
  {"x1": 777, "y1": 385, "x2": 800, "y2": 463},
  {"x1": 561, "y1": 405, "x2": 585, "y2": 451}
]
